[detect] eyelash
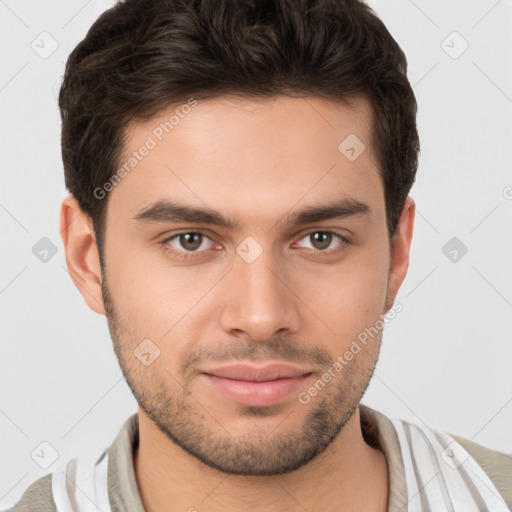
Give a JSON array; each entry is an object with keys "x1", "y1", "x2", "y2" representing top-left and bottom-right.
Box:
[{"x1": 160, "y1": 229, "x2": 349, "y2": 261}]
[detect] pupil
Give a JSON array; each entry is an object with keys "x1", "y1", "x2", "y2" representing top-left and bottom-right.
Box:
[
  {"x1": 312, "y1": 232, "x2": 331, "y2": 250},
  {"x1": 178, "y1": 233, "x2": 332, "y2": 252},
  {"x1": 181, "y1": 233, "x2": 201, "y2": 250}
]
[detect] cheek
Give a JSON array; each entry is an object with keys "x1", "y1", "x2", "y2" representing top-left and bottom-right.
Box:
[
  {"x1": 294, "y1": 249, "x2": 389, "y2": 342},
  {"x1": 104, "y1": 243, "x2": 221, "y2": 347},
  {"x1": 104, "y1": 220, "x2": 390, "y2": 347},
  {"x1": 103, "y1": 242, "x2": 172, "y2": 335}
]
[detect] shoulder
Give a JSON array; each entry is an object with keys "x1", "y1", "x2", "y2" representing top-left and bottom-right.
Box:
[
  {"x1": 359, "y1": 404, "x2": 512, "y2": 510},
  {"x1": 448, "y1": 432, "x2": 512, "y2": 507},
  {"x1": 1, "y1": 473, "x2": 57, "y2": 512}
]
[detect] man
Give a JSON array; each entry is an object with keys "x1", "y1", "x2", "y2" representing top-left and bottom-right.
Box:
[{"x1": 5, "y1": 0, "x2": 511, "y2": 511}]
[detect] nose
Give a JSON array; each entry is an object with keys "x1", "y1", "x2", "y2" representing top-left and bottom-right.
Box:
[{"x1": 219, "y1": 249, "x2": 301, "y2": 342}]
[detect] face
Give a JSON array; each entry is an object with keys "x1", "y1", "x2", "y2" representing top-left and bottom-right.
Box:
[{"x1": 83, "y1": 95, "x2": 411, "y2": 475}]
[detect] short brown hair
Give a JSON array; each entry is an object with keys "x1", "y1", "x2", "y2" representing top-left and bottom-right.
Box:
[{"x1": 59, "y1": 0, "x2": 419, "y2": 260}]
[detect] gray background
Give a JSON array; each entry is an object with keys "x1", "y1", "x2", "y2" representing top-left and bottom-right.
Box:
[{"x1": 1, "y1": 0, "x2": 511, "y2": 507}]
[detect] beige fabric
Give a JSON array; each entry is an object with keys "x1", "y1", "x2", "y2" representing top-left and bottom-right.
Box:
[
  {"x1": 360, "y1": 404, "x2": 409, "y2": 511},
  {"x1": 3, "y1": 405, "x2": 511, "y2": 511},
  {"x1": 450, "y1": 433, "x2": 512, "y2": 507},
  {"x1": 107, "y1": 413, "x2": 145, "y2": 512},
  {"x1": 2, "y1": 473, "x2": 56, "y2": 512}
]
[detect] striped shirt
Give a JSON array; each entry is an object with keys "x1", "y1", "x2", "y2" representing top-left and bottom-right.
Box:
[{"x1": 3, "y1": 404, "x2": 511, "y2": 511}]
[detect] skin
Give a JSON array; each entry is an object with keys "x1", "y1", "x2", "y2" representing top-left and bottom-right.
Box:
[{"x1": 60, "y1": 94, "x2": 415, "y2": 512}]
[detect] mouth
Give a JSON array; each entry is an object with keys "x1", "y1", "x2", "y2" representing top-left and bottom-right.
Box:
[{"x1": 199, "y1": 362, "x2": 314, "y2": 407}]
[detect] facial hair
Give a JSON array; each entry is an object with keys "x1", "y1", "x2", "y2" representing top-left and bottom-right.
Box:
[{"x1": 100, "y1": 273, "x2": 384, "y2": 476}]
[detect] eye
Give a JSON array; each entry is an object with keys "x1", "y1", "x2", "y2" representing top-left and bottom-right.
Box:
[
  {"x1": 294, "y1": 230, "x2": 348, "y2": 254},
  {"x1": 159, "y1": 229, "x2": 349, "y2": 261},
  {"x1": 160, "y1": 230, "x2": 217, "y2": 259}
]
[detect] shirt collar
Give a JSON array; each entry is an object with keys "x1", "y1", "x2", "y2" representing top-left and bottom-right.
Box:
[{"x1": 107, "y1": 404, "x2": 407, "y2": 512}]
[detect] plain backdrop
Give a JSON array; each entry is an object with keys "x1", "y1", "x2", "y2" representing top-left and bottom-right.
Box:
[{"x1": 1, "y1": 0, "x2": 511, "y2": 508}]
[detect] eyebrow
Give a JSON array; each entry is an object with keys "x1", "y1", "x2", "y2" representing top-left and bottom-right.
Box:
[{"x1": 133, "y1": 197, "x2": 371, "y2": 230}]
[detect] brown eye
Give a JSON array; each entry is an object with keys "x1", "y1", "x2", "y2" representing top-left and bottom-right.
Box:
[
  {"x1": 309, "y1": 231, "x2": 333, "y2": 250},
  {"x1": 178, "y1": 232, "x2": 203, "y2": 251},
  {"x1": 294, "y1": 230, "x2": 348, "y2": 256},
  {"x1": 161, "y1": 231, "x2": 215, "y2": 257}
]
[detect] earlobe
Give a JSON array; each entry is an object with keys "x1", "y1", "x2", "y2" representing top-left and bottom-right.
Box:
[
  {"x1": 59, "y1": 195, "x2": 106, "y2": 315},
  {"x1": 385, "y1": 197, "x2": 415, "y2": 311}
]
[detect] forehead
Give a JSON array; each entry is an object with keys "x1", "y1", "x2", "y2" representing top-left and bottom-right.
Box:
[{"x1": 107, "y1": 94, "x2": 384, "y2": 229}]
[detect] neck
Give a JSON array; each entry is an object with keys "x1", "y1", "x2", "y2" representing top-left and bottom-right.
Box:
[{"x1": 133, "y1": 406, "x2": 389, "y2": 512}]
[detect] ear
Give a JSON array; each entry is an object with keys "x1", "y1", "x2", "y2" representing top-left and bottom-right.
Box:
[
  {"x1": 385, "y1": 197, "x2": 415, "y2": 311},
  {"x1": 59, "y1": 195, "x2": 106, "y2": 315}
]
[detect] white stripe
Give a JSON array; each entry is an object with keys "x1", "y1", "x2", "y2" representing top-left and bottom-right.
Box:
[
  {"x1": 419, "y1": 426, "x2": 477, "y2": 510},
  {"x1": 93, "y1": 452, "x2": 111, "y2": 512},
  {"x1": 52, "y1": 448, "x2": 112, "y2": 512},
  {"x1": 391, "y1": 419, "x2": 422, "y2": 509},
  {"x1": 435, "y1": 430, "x2": 510, "y2": 511},
  {"x1": 406, "y1": 422, "x2": 446, "y2": 511},
  {"x1": 390, "y1": 417, "x2": 509, "y2": 512},
  {"x1": 419, "y1": 429, "x2": 455, "y2": 510}
]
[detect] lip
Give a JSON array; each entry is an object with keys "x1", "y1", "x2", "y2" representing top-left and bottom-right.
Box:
[{"x1": 200, "y1": 363, "x2": 313, "y2": 407}]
